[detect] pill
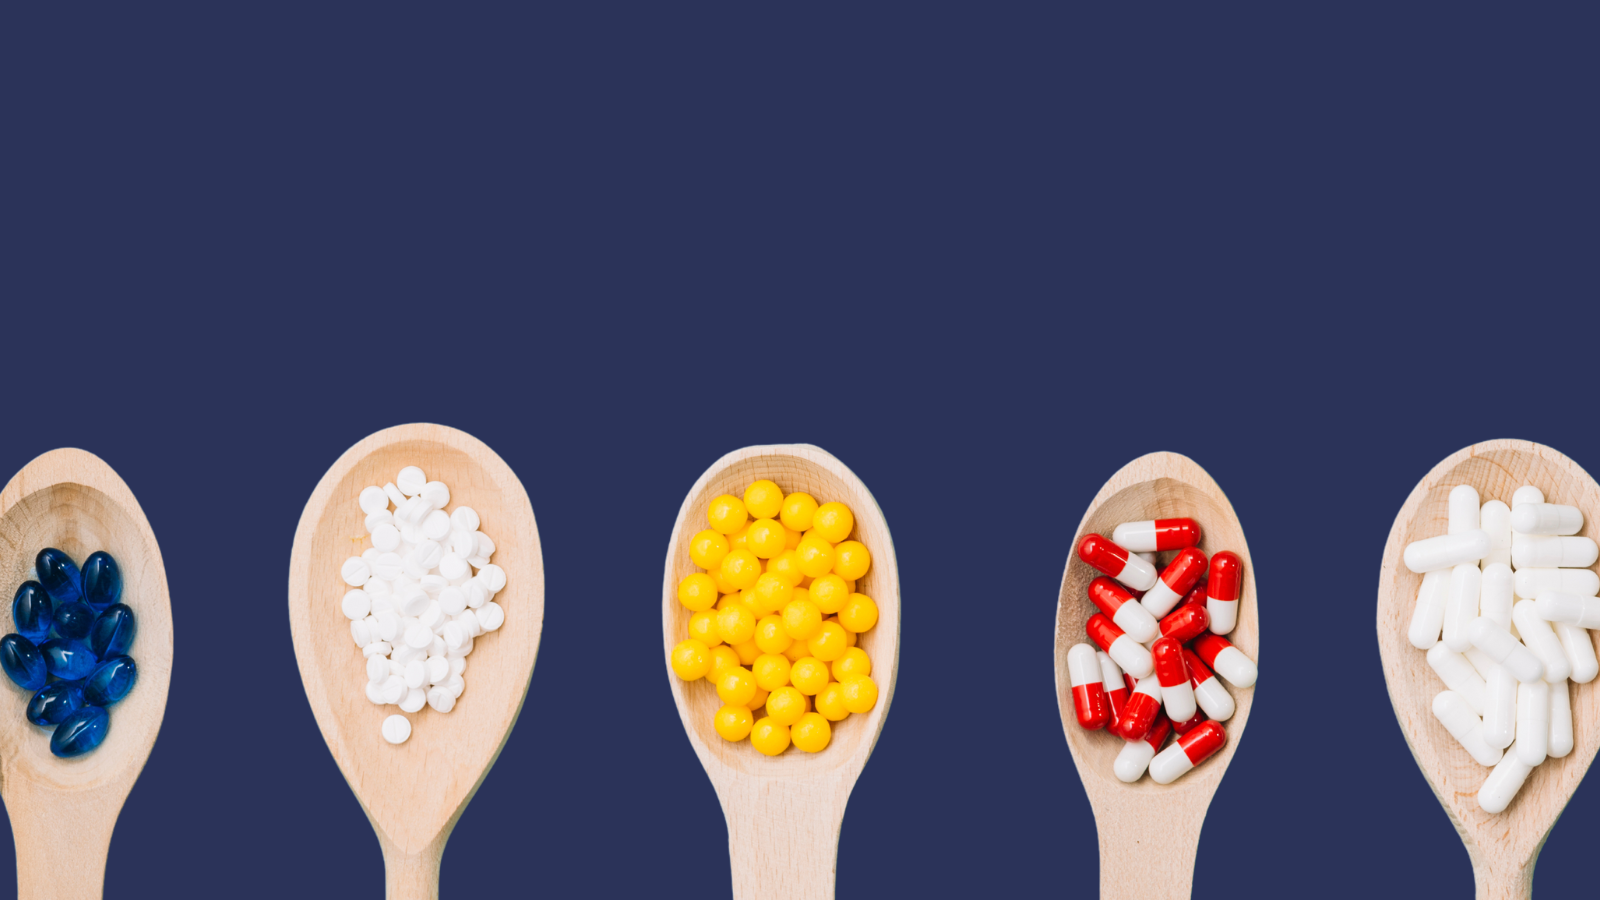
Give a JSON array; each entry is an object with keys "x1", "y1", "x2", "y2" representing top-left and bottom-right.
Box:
[
  {"x1": 365, "y1": 682, "x2": 384, "y2": 704},
  {"x1": 1515, "y1": 680, "x2": 1549, "y2": 766},
  {"x1": 340, "y1": 557, "x2": 372, "y2": 587},
  {"x1": 1481, "y1": 500, "x2": 1512, "y2": 569},
  {"x1": 476, "y1": 602, "x2": 505, "y2": 633},
  {"x1": 396, "y1": 583, "x2": 429, "y2": 617},
  {"x1": 450, "y1": 506, "x2": 480, "y2": 533},
  {"x1": 1512, "y1": 534, "x2": 1599, "y2": 569},
  {"x1": 370, "y1": 523, "x2": 401, "y2": 552},
  {"x1": 1149, "y1": 720, "x2": 1226, "y2": 785},
  {"x1": 1099, "y1": 652, "x2": 1129, "y2": 728},
  {"x1": 88, "y1": 604, "x2": 137, "y2": 659},
  {"x1": 36, "y1": 549, "x2": 84, "y2": 605},
  {"x1": 50, "y1": 706, "x2": 109, "y2": 758},
  {"x1": 427, "y1": 686, "x2": 456, "y2": 713},
  {"x1": 439, "y1": 586, "x2": 467, "y2": 616},
  {"x1": 454, "y1": 610, "x2": 483, "y2": 637},
  {"x1": 410, "y1": 540, "x2": 445, "y2": 571},
  {"x1": 478, "y1": 564, "x2": 507, "y2": 593},
  {"x1": 418, "y1": 602, "x2": 446, "y2": 633},
  {"x1": 1478, "y1": 741, "x2": 1534, "y2": 814},
  {"x1": 1087, "y1": 577, "x2": 1159, "y2": 643},
  {"x1": 1466, "y1": 617, "x2": 1544, "y2": 683},
  {"x1": 397, "y1": 467, "x2": 427, "y2": 496},
  {"x1": 1184, "y1": 647, "x2": 1235, "y2": 722},
  {"x1": 81, "y1": 552, "x2": 122, "y2": 612},
  {"x1": 449, "y1": 656, "x2": 466, "y2": 678},
  {"x1": 1190, "y1": 633, "x2": 1257, "y2": 688},
  {"x1": 1549, "y1": 679, "x2": 1574, "y2": 758},
  {"x1": 381, "y1": 714, "x2": 412, "y2": 744},
  {"x1": 1480, "y1": 563, "x2": 1515, "y2": 634},
  {"x1": 1404, "y1": 530, "x2": 1490, "y2": 573},
  {"x1": 422, "y1": 509, "x2": 451, "y2": 542},
  {"x1": 1554, "y1": 621, "x2": 1599, "y2": 684},
  {"x1": 363, "y1": 640, "x2": 392, "y2": 658},
  {"x1": 1139, "y1": 547, "x2": 1208, "y2": 618},
  {"x1": 435, "y1": 552, "x2": 468, "y2": 582},
  {"x1": 1428, "y1": 643, "x2": 1486, "y2": 715},
  {"x1": 1464, "y1": 646, "x2": 1499, "y2": 681},
  {"x1": 399, "y1": 688, "x2": 426, "y2": 713},
  {"x1": 383, "y1": 482, "x2": 407, "y2": 507},
  {"x1": 403, "y1": 659, "x2": 426, "y2": 689},
  {"x1": 1442, "y1": 564, "x2": 1481, "y2": 653},
  {"x1": 403, "y1": 622, "x2": 433, "y2": 649},
  {"x1": 28, "y1": 681, "x2": 86, "y2": 727},
  {"x1": 442, "y1": 621, "x2": 468, "y2": 651},
  {"x1": 1513, "y1": 600, "x2": 1570, "y2": 682},
  {"x1": 11, "y1": 582, "x2": 53, "y2": 643},
  {"x1": 451, "y1": 529, "x2": 477, "y2": 558},
  {"x1": 1159, "y1": 601, "x2": 1209, "y2": 645},
  {"x1": 426, "y1": 655, "x2": 450, "y2": 684},
  {"x1": 1481, "y1": 665, "x2": 1517, "y2": 750},
  {"x1": 1514, "y1": 567, "x2": 1600, "y2": 599},
  {"x1": 1204, "y1": 552, "x2": 1243, "y2": 636},
  {"x1": 1431, "y1": 690, "x2": 1503, "y2": 767},
  {"x1": 1113, "y1": 676, "x2": 1163, "y2": 742},
  {"x1": 380, "y1": 675, "x2": 406, "y2": 704},
  {"x1": 341, "y1": 590, "x2": 372, "y2": 620},
  {"x1": 420, "y1": 481, "x2": 450, "y2": 510},
  {"x1": 365, "y1": 510, "x2": 394, "y2": 534},
  {"x1": 42, "y1": 639, "x2": 97, "y2": 681},
  {"x1": 367, "y1": 655, "x2": 388, "y2": 683},
  {"x1": 1086, "y1": 613, "x2": 1154, "y2": 680},
  {"x1": 1510, "y1": 503, "x2": 1583, "y2": 536},
  {"x1": 1511, "y1": 485, "x2": 1545, "y2": 508},
  {"x1": 1534, "y1": 591, "x2": 1600, "y2": 629},
  {"x1": 464, "y1": 580, "x2": 489, "y2": 609},
  {"x1": 1152, "y1": 637, "x2": 1196, "y2": 723},
  {"x1": 1076, "y1": 534, "x2": 1159, "y2": 592},
  {"x1": 1111, "y1": 518, "x2": 1202, "y2": 553},
  {"x1": 1114, "y1": 713, "x2": 1172, "y2": 783},
  {"x1": 360, "y1": 486, "x2": 389, "y2": 515},
  {"x1": 1066, "y1": 644, "x2": 1110, "y2": 730},
  {"x1": 372, "y1": 553, "x2": 403, "y2": 581},
  {"x1": 1407, "y1": 569, "x2": 1451, "y2": 650},
  {"x1": 1448, "y1": 485, "x2": 1481, "y2": 534}
]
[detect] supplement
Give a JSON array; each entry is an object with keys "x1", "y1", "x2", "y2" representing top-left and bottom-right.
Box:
[
  {"x1": 1403, "y1": 531, "x2": 1490, "y2": 574},
  {"x1": 35, "y1": 549, "x2": 84, "y2": 605},
  {"x1": 1076, "y1": 534, "x2": 1159, "y2": 592},
  {"x1": 1152, "y1": 637, "x2": 1195, "y2": 723},
  {"x1": 1113, "y1": 677, "x2": 1162, "y2": 742},
  {"x1": 27, "y1": 681, "x2": 84, "y2": 727},
  {"x1": 1149, "y1": 721, "x2": 1227, "y2": 785},
  {"x1": 1067, "y1": 644, "x2": 1110, "y2": 730},
  {"x1": 81, "y1": 551, "x2": 122, "y2": 611},
  {"x1": 1114, "y1": 714, "x2": 1172, "y2": 783},
  {"x1": 50, "y1": 705, "x2": 109, "y2": 758},
  {"x1": 1431, "y1": 691, "x2": 1502, "y2": 767},
  {"x1": 1111, "y1": 519, "x2": 1202, "y2": 553},
  {"x1": 1205, "y1": 552, "x2": 1243, "y2": 635},
  {"x1": 1086, "y1": 614, "x2": 1153, "y2": 680},
  {"x1": 1140, "y1": 547, "x2": 1208, "y2": 619},
  {"x1": 1087, "y1": 577, "x2": 1158, "y2": 643}
]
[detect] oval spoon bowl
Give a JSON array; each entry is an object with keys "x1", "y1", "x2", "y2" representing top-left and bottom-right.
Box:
[
  {"x1": 1377, "y1": 439, "x2": 1600, "y2": 898},
  {"x1": 1055, "y1": 451, "x2": 1257, "y2": 899},
  {"x1": 0, "y1": 448, "x2": 172, "y2": 899},
  {"x1": 289, "y1": 423, "x2": 543, "y2": 899},
  {"x1": 663, "y1": 444, "x2": 899, "y2": 900}
]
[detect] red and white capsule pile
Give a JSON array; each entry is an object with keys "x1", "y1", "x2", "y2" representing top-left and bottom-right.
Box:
[{"x1": 1066, "y1": 518, "x2": 1258, "y2": 785}]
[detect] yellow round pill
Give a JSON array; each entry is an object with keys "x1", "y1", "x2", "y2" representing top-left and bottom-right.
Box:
[
  {"x1": 765, "y1": 686, "x2": 809, "y2": 726},
  {"x1": 807, "y1": 622, "x2": 850, "y2": 662},
  {"x1": 753, "y1": 653, "x2": 792, "y2": 691},
  {"x1": 751, "y1": 573, "x2": 795, "y2": 615},
  {"x1": 716, "y1": 603, "x2": 756, "y2": 645},
  {"x1": 782, "y1": 638, "x2": 811, "y2": 663},
  {"x1": 750, "y1": 717, "x2": 791, "y2": 755},
  {"x1": 746, "y1": 518, "x2": 787, "y2": 559},
  {"x1": 809, "y1": 574, "x2": 850, "y2": 614},
  {"x1": 839, "y1": 593, "x2": 879, "y2": 633},
  {"x1": 790, "y1": 657, "x2": 829, "y2": 695},
  {"x1": 832, "y1": 540, "x2": 870, "y2": 580},
  {"x1": 708, "y1": 565, "x2": 740, "y2": 595},
  {"x1": 689, "y1": 530, "x2": 730, "y2": 570},
  {"x1": 794, "y1": 534, "x2": 836, "y2": 578},
  {"x1": 744, "y1": 480, "x2": 784, "y2": 519},
  {"x1": 811, "y1": 502, "x2": 854, "y2": 543},
  {"x1": 754, "y1": 615, "x2": 793, "y2": 654},
  {"x1": 732, "y1": 639, "x2": 762, "y2": 666},
  {"x1": 708, "y1": 494, "x2": 748, "y2": 535},
  {"x1": 728, "y1": 524, "x2": 750, "y2": 553},
  {"x1": 719, "y1": 549, "x2": 762, "y2": 591},
  {"x1": 791, "y1": 712, "x2": 832, "y2": 753},
  {"x1": 688, "y1": 610, "x2": 723, "y2": 647},
  {"x1": 766, "y1": 550, "x2": 805, "y2": 587},
  {"x1": 841, "y1": 675, "x2": 879, "y2": 713},
  {"x1": 814, "y1": 681, "x2": 850, "y2": 721},
  {"x1": 677, "y1": 573, "x2": 719, "y2": 612},
  {"x1": 825, "y1": 615, "x2": 856, "y2": 647},
  {"x1": 714, "y1": 704, "x2": 753, "y2": 741},
  {"x1": 784, "y1": 525, "x2": 803, "y2": 551},
  {"x1": 782, "y1": 598, "x2": 823, "y2": 640},
  {"x1": 707, "y1": 645, "x2": 740, "y2": 685},
  {"x1": 717, "y1": 666, "x2": 757, "y2": 707},
  {"x1": 670, "y1": 639, "x2": 711, "y2": 680},
  {"x1": 831, "y1": 647, "x2": 871, "y2": 681},
  {"x1": 749, "y1": 686, "x2": 769, "y2": 711},
  {"x1": 780, "y1": 492, "x2": 819, "y2": 532}
]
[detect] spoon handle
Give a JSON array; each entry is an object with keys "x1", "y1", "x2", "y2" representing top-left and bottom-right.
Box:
[
  {"x1": 10, "y1": 790, "x2": 118, "y2": 899},
  {"x1": 1096, "y1": 804, "x2": 1203, "y2": 900},
  {"x1": 1471, "y1": 851, "x2": 1536, "y2": 900},
  {"x1": 724, "y1": 781, "x2": 845, "y2": 900},
  {"x1": 379, "y1": 830, "x2": 446, "y2": 900}
]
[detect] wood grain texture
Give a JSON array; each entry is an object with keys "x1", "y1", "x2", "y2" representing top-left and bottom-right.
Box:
[
  {"x1": 662, "y1": 445, "x2": 899, "y2": 900},
  {"x1": 1054, "y1": 452, "x2": 1257, "y2": 900},
  {"x1": 288, "y1": 423, "x2": 544, "y2": 900},
  {"x1": 1377, "y1": 439, "x2": 1600, "y2": 900},
  {"x1": 0, "y1": 448, "x2": 173, "y2": 900}
]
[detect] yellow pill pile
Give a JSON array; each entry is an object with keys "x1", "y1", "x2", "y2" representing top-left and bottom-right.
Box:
[{"x1": 671, "y1": 480, "x2": 882, "y2": 755}]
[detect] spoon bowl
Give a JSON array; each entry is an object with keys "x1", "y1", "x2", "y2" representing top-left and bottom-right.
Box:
[
  {"x1": 1377, "y1": 439, "x2": 1600, "y2": 899},
  {"x1": 0, "y1": 448, "x2": 172, "y2": 899},
  {"x1": 289, "y1": 423, "x2": 543, "y2": 899},
  {"x1": 662, "y1": 444, "x2": 899, "y2": 900},
  {"x1": 1054, "y1": 451, "x2": 1257, "y2": 899}
]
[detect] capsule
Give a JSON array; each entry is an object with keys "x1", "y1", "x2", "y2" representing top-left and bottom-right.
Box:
[
  {"x1": 1404, "y1": 530, "x2": 1489, "y2": 574},
  {"x1": 1512, "y1": 600, "x2": 1569, "y2": 683},
  {"x1": 1113, "y1": 713, "x2": 1171, "y2": 783},
  {"x1": 1139, "y1": 547, "x2": 1208, "y2": 619},
  {"x1": 50, "y1": 705, "x2": 109, "y2": 758},
  {"x1": 1427, "y1": 643, "x2": 1486, "y2": 714},
  {"x1": 1430, "y1": 690, "x2": 1503, "y2": 767},
  {"x1": 53, "y1": 601, "x2": 95, "y2": 642},
  {"x1": 1159, "y1": 602, "x2": 1209, "y2": 645},
  {"x1": 1534, "y1": 591, "x2": 1600, "y2": 630},
  {"x1": 1190, "y1": 633, "x2": 1256, "y2": 688},
  {"x1": 1205, "y1": 552, "x2": 1243, "y2": 635},
  {"x1": 1113, "y1": 676, "x2": 1163, "y2": 742},
  {"x1": 0, "y1": 634, "x2": 47, "y2": 691},
  {"x1": 1480, "y1": 563, "x2": 1515, "y2": 634},
  {"x1": 1406, "y1": 569, "x2": 1451, "y2": 650},
  {"x1": 1479, "y1": 741, "x2": 1534, "y2": 813},
  {"x1": 89, "y1": 604, "x2": 138, "y2": 661},
  {"x1": 1515, "y1": 680, "x2": 1549, "y2": 766},
  {"x1": 1111, "y1": 518, "x2": 1202, "y2": 553},
  {"x1": 1149, "y1": 720, "x2": 1226, "y2": 785},
  {"x1": 1170, "y1": 711, "x2": 1207, "y2": 735},
  {"x1": 11, "y1": 582, "x2": 54, "y2": 644},
  {"x1": 40, "y1": 639, "x2": 98, "y2": 682},
  {"x1": 1183, "y1": 647, "x2": 1235, "y2": 721},
  {"x1": 1066, "y1": 643, "x2": 1110, "y2": 730},
  {"x1": 1448, "y1": 485, "x2": 1481, "y2": 534},
  {"x1": 1099, "y1": 652, "x2": 1129, "y2": 729},
  {"x1": 80, "y1": 551, "x2": 123, "y2": 612},
  {"x1": 1076, "y1": 534, "x2": 1159, "y2": 592},
  {"x1": 36, "y1": 548, "x2": 84, "y2": 605},
  {"x1": 1511, "y1": 485, "x2": 1545, "y2": 508},
  {"x1": 1481, "y1": 665, "x2": 1516, "y2": 751},
  {"x1": 83, "y1": 656, "x2": 137, "y2": 707},
  {"x1": 1510, "y1": 503, "x2": 1583, "y2": 536},
  {"x1": 1549, "y1": 679, "x2": 1574, "y2": 759},
  {"x1": 1086, "y1": 613, "x2": 1153, "y2": 680},
  {"x1": 1514, "y1": 567, "x2": 1600, "y2": 600},
  {"x1": 1152, "y1": 637, "x2": 1196, "y2": 723},
  {"x1": 1467, "y1": 617, "x2": 1543, "y2": 684},
  {"x1": 1554, "y1": 621, "x2": 1599, "y2": 684},
  {"x1": 1512, "y1": 534, "x2": 1599, "y2": 569},
  {"x1": 1087, "y1": 577, "x2": 1159, "y2": 643},
  {"x1": 27, "y1": 681, "x2": 85, "y2": 727},
  {"x1": 1442, "y1": 564, "x2": 1481, "y2": 652},
  {"x1": 1481, "y1": 500, "x2": 1512, "y2": 569}
]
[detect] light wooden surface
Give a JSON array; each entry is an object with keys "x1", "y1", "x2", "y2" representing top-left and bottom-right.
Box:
[
  {"x1": 288, "y1": 423, "x2": 544, "y2": 900},
  {"x1": 1054, "y1": 452, "x2": 1257, "y2": 900},
  {"x1": 1377, "y1": 439, "x2": 1600, "y2": 900},
  {"x1": 0, "y1": 448, "x2": 173, "y2": 900},
  {"x1": 662, "y1": 445, "x2": 900, "y2": 900}
]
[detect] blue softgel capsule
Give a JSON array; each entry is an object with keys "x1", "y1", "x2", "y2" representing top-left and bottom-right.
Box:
[
  {"x1": 50, "y1": 705, "x2": 108, "y2": 757},
  {"x1": 40, "y1": 639, "x2": 97, "y2": 681},
  {"x1": 36, "y1": 549, "x2": 83, "y2": 605},
  {"x1": 53, "y1": 601, "x2": 94, "y2": 641},
  {"x1": 81, "y1": 551, "x2": 122, "y2": 612},
  {"x1": 89, "y1": 604, "x2": 137, "y2": 659},
  {"x1": 27, "y1": 681, "x2": 84, "y2": 726},
  {"x1": 82, "y1": 656, "x2": 136, "y2": 707},
  {"x1": 0, "y1": 635, "x2": 47, "y2": 691},
  {"x1": 12, "y1": 582, "x2": 54, "y2": 643}
]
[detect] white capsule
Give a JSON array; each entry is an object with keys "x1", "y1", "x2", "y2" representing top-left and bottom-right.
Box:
[
  {"x1": 1106, "y1": 635, "x2": 1153, "y2": 680},
  {"x1": 340, "y1": 557, "x2": 372, "y2": 587},
  {"x1": 1534, "y1": 591, "x2": 1600, "y2": 629},
  {"x1": 1448, "y1": 485, "x2": 1481, "y2": 534},
  {"x1": 1432, "y1": 690, "x2": 1504, "y2": 767},
  {"x1": 381, "y1": 714, "x2": 412, "y2": 744},
  {"x1": 1515, "y1": 567, "x2": 1600, "y2": 599},
  {"x1": 1162, "y1": 675, "x2": 1196, "y2": 724},
  {"x1": 1513, "y1": 600, "x2": 1570, "y2": 682},
  {"x1": 476, "y1": 601, "x2": 505, "y2": 633},
  {"x1": 420, "y1": 481, "x2": 450, "y2": 510},
  {"x1": 365, "y1": 509, "x2": 395, "y2": 534},
  {"x1": 1481, "y1": 500, "x2": 1512, "y2": 569},
  {"x1": 1480, "y1": 564, "x2": 1514, "y2": 634},
  {"x1": 1405, "y1": 530, "x2": 1490, "y2": 574},
  {"x1": 1512, "y1": 485, "x2": 1545, "y2": 508},
  {"x1": 1443, "y1": 564, "x2": 1481, "y2": 653},
  {"x1": 1111, "y1": 601, "x2": 1158, "y2": 644},
  {"x1": 1512, "y1": 533, "x2": 1599, "y2": 569},
  {"x1": 1481, "y1": 665, "x2": 1517, "y2": 751},
  {"x1": 1515, "y1": 680, "x2": 1549, "y2": 766},
  {"x1": 1463, "y1": 647, "x2": 1499, "y2": 680},
  {"x1": 397, "y1": 466, "x2": 427, "y2": 496},
  {"x1": 341, "y1": 589, "x2": 372, "y2": 620},
  {"x1": 1554, "y1": 621, "x2": 1599, "y2": 684},
  {"x1": 359, "y1": 486, "x2": 389, "y2": 515},
  {"x1": 1427, "y1": 643, "x2": 1487, "y2": 714},
  {"x1": 427, "y1": 686, "x2": 456, "y2": 713},
  {"x1": 1467, "y1": 617, "x2": 1543, "y2": 684},
  {"x1": 1407, "y1": 569, "x2": 1451, "y2": 650},
  {"x1": 1511, "y1": 503, "x2": 1583, "y2": 536},
  {"x1": 1549, "y1": 679, "x2": 1574, "y2": 758},
  {"x1": 423, "y1": 509, "x2": 451, "y2": 541},
  {"x1": 1478, "y1": 741, "x2": 1535, "y2": 814}
]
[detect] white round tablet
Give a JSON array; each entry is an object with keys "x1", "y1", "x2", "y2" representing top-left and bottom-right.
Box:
[
  {"x1": 397, "y1": 467, "x2": 427, "y2": 497},
  {"x1": 381, "y1": 714, "x2": 412, "y2": 744},
  {"x1": 420, "y1": 481, "x2": 450, "y2": 510},
  {"x1": 360, "y1": 486, "x2": 389, "y2": 515},
  {"x1": 340, "y1": 557, "x2": 372, "y2": 587},
  {"x1": 341, "y1": 589, "x2": 372, "y2": 620}
]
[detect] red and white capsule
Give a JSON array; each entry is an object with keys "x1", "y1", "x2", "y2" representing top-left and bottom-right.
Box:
[
  {"x1": 1149, "y1": 720, "x2": 1227, "y2": 784},
  {"x1": 1077, "y1": 534, "x2": 1159, "y2": 592},
  {"x1": 1192, "y1": 633, "x2": 1257, "y2": 688},
  {"x1": 1152, "y1": 637, "x2": 1197, "y2": 723},
  {"x1": 1158, "y1": 600, "x2": 1210, "y2": 645},
  {"x1": 1206, "y1": 551, "x2": 1244, "y2": 635},
  {"x1": 1171, "y1": 710, "x2": 1208, "y2": 735},
  {"x1": 1139, "y1": 547, "x2": 1209, "y2": 618},
  {"x1": 1183, "y1": 647, "x2": 1235, "y2": 721},
  {"x1": 1113, "y1": 712, "x2": 1172, "y2": 783},
  {"x1": 1087, "y1": 613, "x2": 1154, "y2": 679},
  {"x1": 1112, "y1": 518, "x2": 1203, "y2": 553},
  {"x1": 1088, "y1": 577, "x2": 1159, "y2": 643},
  {"x1": 1100, "y1": 651, "x2": 1129, "y2": 729},
  {"x1": 1113, "y1": 676, "x2": 1163, "y2": 742},
  {"x1": 1066, "y1": 643, "x2": 1110, "y2": 730}
]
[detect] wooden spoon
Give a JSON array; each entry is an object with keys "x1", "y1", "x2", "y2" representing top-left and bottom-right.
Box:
[
  {"x1": 1377, "y1": 439, "x2": 1600, "y2": 899},
  {"x1": 1053, "y1": 451, "x2": 1258, "y2": 899},
  {"x1": 662, "y1": 445, "x2": 900, "y2": 900},
  {"x1": 288, "y1": 423, "x2": 543, "y2": 899},
  {"x1": 0, "y1": 448, "x2": 173, "y2": 899}
]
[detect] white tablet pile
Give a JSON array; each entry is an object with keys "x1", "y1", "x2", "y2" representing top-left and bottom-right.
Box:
[{"x1": 340, "y1": 466, "x2": 507, "y2": 745}]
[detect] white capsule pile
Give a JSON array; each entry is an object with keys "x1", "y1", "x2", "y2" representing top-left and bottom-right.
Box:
[
  {"x1": 1406, "y1": 483, "x2": 1598, "y2": 814},
  {"x1": 341, "y1": 466, "x2": 508, "y2": 745}
]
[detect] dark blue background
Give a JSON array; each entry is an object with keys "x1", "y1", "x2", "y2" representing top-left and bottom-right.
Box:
[{"x1": 4, "y1": 4, "x2": 1599, "y2": 897}]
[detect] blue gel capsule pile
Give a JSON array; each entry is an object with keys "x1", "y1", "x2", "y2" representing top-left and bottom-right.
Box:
[{"x1": 3, "y1": 549, "x2": 137, "y2": 758}]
